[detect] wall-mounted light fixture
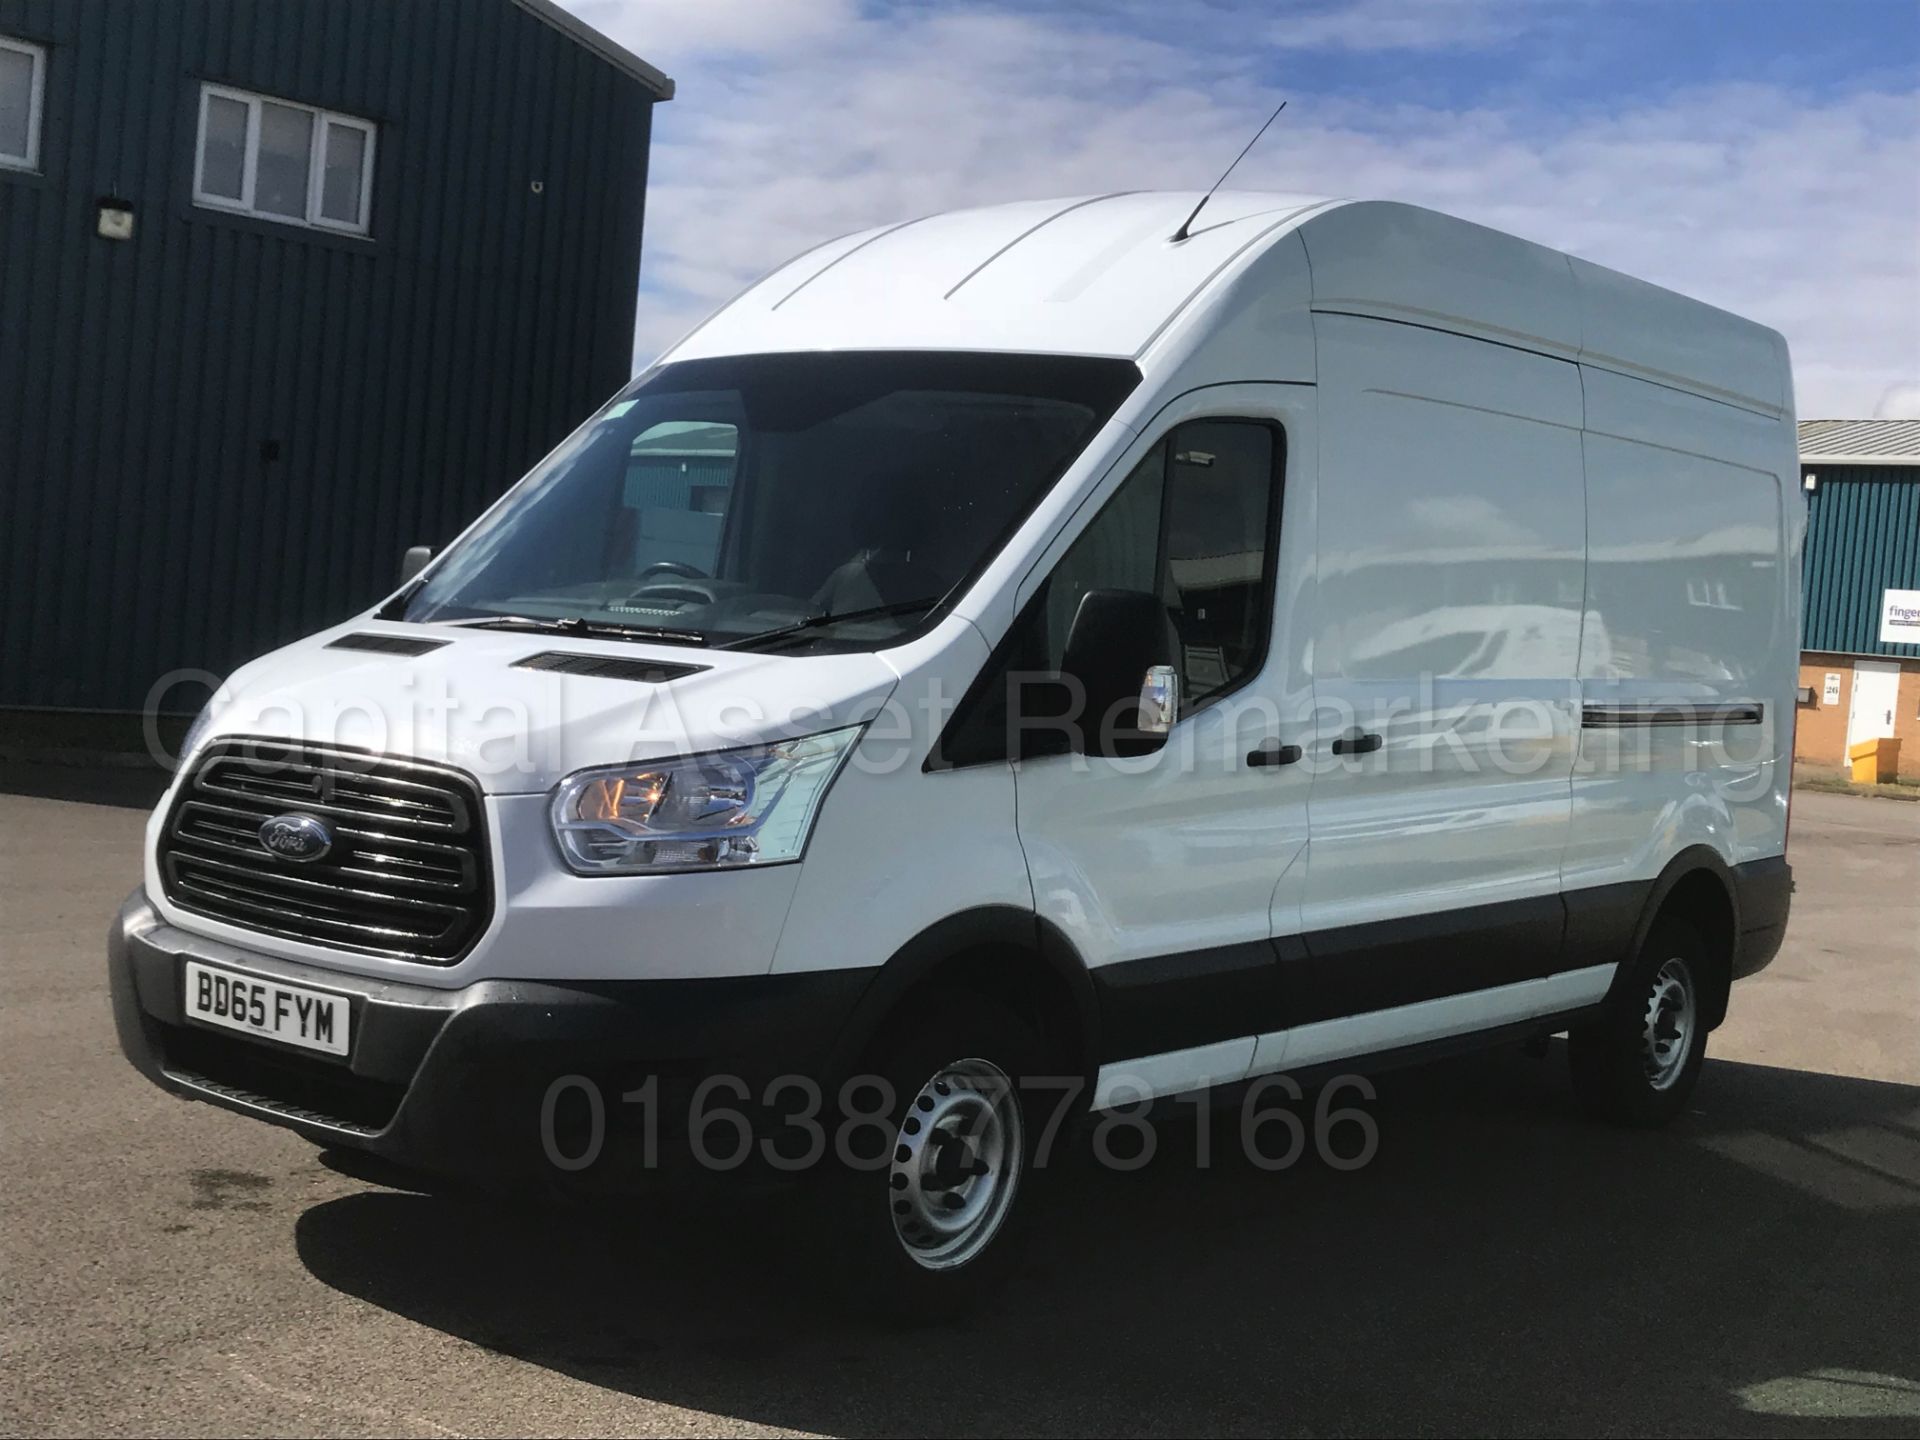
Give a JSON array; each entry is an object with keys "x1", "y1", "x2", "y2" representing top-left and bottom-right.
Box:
[{"x1": 96, "y1": 197, "x2": 135, "y2": 241}]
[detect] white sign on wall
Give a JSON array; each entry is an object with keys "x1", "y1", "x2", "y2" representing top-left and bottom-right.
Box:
[
  {"x1": 1882, "y1": 588, "x2": 1920, "y2": 646},
  {"x1": 1824, "y1": 672, "x2": 1842, "y2": 705}
]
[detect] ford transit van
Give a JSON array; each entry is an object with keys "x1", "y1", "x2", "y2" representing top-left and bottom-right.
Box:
[{"x1": 111, "y1": 193, "x2": 1800, "y2": 1309}]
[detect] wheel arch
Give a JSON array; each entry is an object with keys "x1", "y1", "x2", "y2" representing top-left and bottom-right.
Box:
[
  {"x1": 821, "y1": 906, "x2": 1099, "y2": 1094},
  {"x1": 1613, "y1": 846, "x2": 1743, "y2": 1030}
]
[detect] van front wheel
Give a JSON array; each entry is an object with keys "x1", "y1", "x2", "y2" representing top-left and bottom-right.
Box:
[
  {"x1": 815, "y1": 992, "x2": 1050, "y2": 1319},
  {"x1": 1569, "y1": 917, "x2": 1709, "y2": 1126}
]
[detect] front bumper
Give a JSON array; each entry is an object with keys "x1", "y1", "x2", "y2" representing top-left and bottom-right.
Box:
[{"x1": 109, "y1": 890, "x2": 872, "y2": 1191}]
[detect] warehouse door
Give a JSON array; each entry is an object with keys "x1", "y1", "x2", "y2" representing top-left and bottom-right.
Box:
[{"x1": 1847, "y1": 660, "x2": 1901, "y2": 748}]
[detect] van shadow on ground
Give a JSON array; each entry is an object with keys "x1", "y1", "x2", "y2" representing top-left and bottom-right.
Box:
[{"x1": 296, "y1": 1049, "x2": 1920, "y2": 1437}]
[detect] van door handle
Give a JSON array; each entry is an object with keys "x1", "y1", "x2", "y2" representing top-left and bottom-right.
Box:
[
  {"x1": 1331, "y1": 732, "x2": 1383, "y2": 756},
  {"x1": 1247, "y1": 740, "x2": 1302, "y2": 768}
]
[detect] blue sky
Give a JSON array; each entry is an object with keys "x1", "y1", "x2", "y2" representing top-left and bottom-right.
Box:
[{"x1": 567, "y1": 0, "x2": 1920, "y2": 417}]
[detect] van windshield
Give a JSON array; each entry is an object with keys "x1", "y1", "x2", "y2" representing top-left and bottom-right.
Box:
[{"x1": 400, "y1": 351, "x2": 1140, "y2": 651}]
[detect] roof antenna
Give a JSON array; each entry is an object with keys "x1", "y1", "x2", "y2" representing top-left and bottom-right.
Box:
[{"x1": 1171, "y1": 99, "x2": 1287, "y2": 243}]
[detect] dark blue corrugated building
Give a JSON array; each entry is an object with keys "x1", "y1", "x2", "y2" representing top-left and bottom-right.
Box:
[
  {"x1": 0, "y1": 0, "x2": 671, "y2": 716},
  {"x1": 1795, "y1": 419, "x2": 1920, "y2": 781}
]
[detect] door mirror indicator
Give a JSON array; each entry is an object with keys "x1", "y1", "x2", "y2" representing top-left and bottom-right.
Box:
[{"x1": 1137, "y1": 664, "x2": 1179, "y2": 736}]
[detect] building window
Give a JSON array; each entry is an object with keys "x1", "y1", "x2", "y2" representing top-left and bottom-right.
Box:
[
  {"x1": 193, "y1": 83, "x2": 375, "y2": 235},
  {"x1": 0, "y1": 36, "x2": 46, "y2": 172}
]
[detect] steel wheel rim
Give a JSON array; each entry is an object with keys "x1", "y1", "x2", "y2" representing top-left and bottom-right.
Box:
[
  {"x1": 1641, "y1": 957, "x2": 1696, "y2": 1092},
  {"x1": 888, "y1": 1057, "x2": 1023, "y2": 1272}
]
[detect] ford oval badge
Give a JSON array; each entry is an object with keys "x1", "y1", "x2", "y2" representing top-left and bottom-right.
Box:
[{"x1": 259, "y1": 813, "x2": 333, "y2": 862}]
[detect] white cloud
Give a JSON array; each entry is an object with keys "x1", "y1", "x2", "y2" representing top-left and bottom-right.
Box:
[
  {"x1": 567, "y1": 0, "x2": 860, "y2": 61},
  {"x1": 568, "y1": 0, "x2": 1920, "y2": 418},
  {"x1": 1875, "y1": 381, "x2": 1920, "y2": 420},
  {"x1": 1263, "y1": 0, "x2": 1538, "y2": 52}
]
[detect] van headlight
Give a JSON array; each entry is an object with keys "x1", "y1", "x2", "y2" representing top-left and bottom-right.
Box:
[{"x1": 550, "y1": 727, "x2": 862, "y2": 874}]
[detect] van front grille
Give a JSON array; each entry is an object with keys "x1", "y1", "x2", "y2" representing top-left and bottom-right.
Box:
[{"x1": 158, "y1": 739, "x2": 491, "y2": 963}]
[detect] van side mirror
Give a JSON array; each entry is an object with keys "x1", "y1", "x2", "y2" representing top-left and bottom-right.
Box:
[
  {"x1": 1057, "y1": 589, "x2": 1181, "y2": 757},
  {"x1": 399, "y1": 545, "x2": 434, "y2": 586}
]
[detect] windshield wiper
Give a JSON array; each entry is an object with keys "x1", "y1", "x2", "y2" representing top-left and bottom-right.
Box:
[
  {"x1": 717, "y1": 595, "x2": 946, "y2": 653},
  {"x1": 436, "y1": 614, "x2": 708, "y2": 647}
]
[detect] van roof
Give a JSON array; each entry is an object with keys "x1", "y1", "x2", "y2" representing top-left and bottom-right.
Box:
[
  {"x1": 665, "y1": 191, "x2": 1790, "y2": 418},
  {"x1": 667, "y1": 191, "x2": 1336, "y2": 365}
]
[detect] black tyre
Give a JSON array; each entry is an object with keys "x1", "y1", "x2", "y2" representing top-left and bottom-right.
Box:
[
  {"x1": 1568, "y1": 915, "x2": 1710, "y2": 1126},
  {"x1": 811, "y1": 990, "x2": 1054, "y2": 1321}
]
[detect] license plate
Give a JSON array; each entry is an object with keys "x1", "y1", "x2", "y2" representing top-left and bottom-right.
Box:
[{"x1": 183, "y1": 960, "x2": 350, "y2": 1058}]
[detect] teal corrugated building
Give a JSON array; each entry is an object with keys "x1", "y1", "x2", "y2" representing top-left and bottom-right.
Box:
[{"x1": 1796, "y1": 419, "x2": 1920, "y2": 780}]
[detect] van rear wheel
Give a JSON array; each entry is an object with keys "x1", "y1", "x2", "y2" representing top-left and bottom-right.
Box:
[
  {"x1": 1568, "y1": 916, "x2": 1709, "y2": 1126},
  {"x1": 813, "y1": 991, "x2": 1051, "y2": 1319}
]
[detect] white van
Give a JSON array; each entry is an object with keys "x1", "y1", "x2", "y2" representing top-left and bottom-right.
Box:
[{"x1": 111, "y1": 192, "x2": 1800, "y2": 1309}]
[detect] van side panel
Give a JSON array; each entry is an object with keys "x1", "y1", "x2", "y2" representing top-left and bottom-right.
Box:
[
  {"x1": 1565, "y1": 367, "x2": 1796, "y2": 892},
  {"x1": 1300, "y1": 315, "x2": 1585, "y2": 939}
]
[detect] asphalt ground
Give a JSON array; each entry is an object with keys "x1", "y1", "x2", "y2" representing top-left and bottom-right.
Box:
[{"x1": 3, "y1": 782, "x2": 1916, "y2": 1437}]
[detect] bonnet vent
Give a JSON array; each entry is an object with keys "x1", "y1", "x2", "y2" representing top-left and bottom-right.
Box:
[
  {"x1": 511, "y1": 652, "x2": 707, "y2": 683},
  {"x1": 325, "y1": 633, "x2": 449, "y2": 656}
]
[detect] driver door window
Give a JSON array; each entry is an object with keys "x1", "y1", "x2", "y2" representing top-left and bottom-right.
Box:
[
  {"x1": 617, "y1": 421, "x2": 740, "y2": 580},
  {"x1": 941, "y1": 417, "x2": 1282, "y2": 766},
  {"x1": 1042, "y1": 417, "x2": 1280, "y2": 708}
]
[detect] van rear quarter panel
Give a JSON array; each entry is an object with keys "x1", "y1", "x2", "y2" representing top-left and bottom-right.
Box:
[{"x1": 1566, "y1": 368, "x2": 1799, "y2": 889}]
